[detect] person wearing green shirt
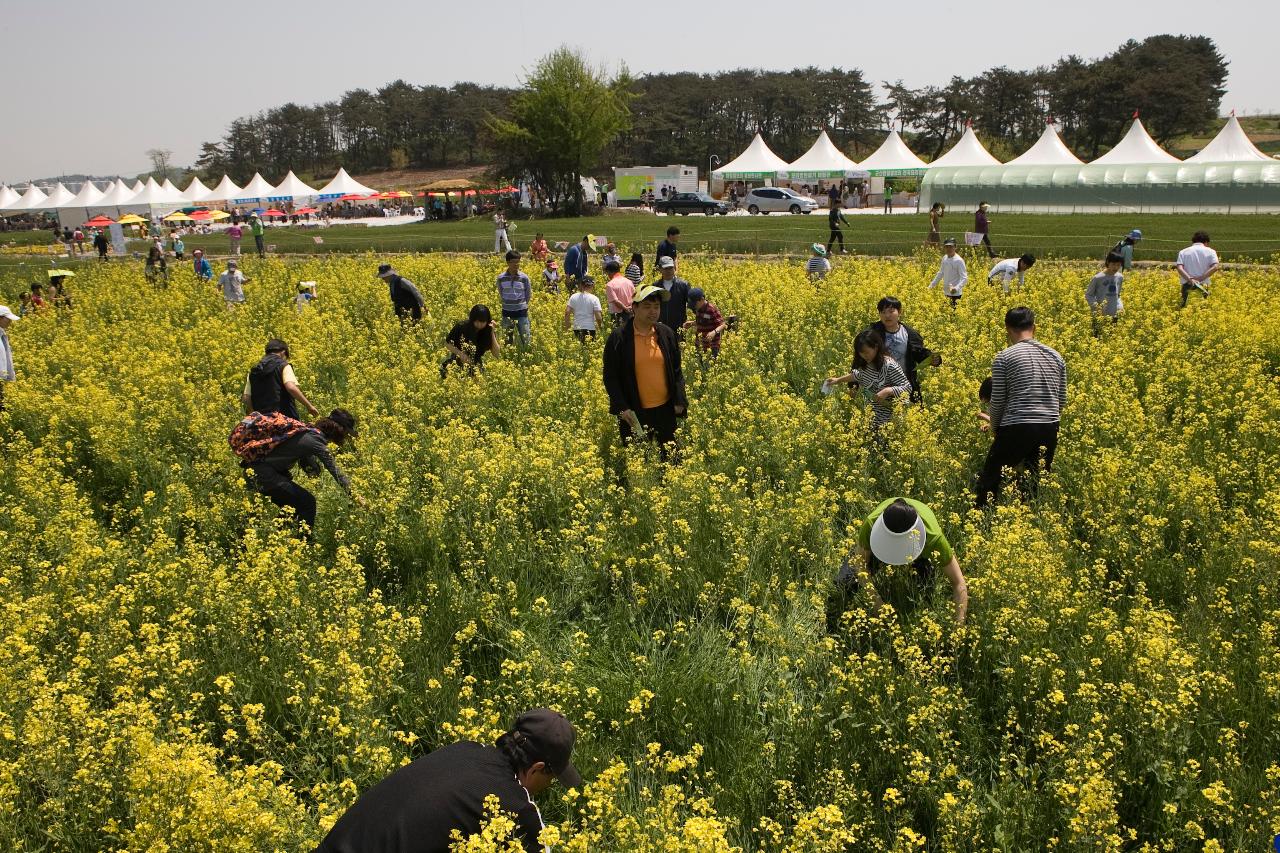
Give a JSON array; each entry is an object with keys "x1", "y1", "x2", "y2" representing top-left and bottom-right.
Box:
[
  {"x1": 837, "y1": 497, "x2": 968, "y2": 625},
  {"x1": 250, "y1": 215, "x2": 266, "y2": 257}
]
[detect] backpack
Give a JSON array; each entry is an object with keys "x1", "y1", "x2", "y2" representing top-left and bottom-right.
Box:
[
  {"x1": 229, "y1": 411, "x2": 313, "y2": 463},
  {"x1": 1109, "y1": 239, "x2": 1127, "y2": 257}
]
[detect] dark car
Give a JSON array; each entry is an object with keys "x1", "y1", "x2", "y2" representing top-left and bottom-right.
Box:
[{"x1": 654, "y1": 192, "x2": 729, "y2": 216}]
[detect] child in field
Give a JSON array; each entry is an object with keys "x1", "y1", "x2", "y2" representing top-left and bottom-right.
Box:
[
  {"x1": 296, "y1": 281, "x2": 318, "y2": 314},
  {"x1": 825, "y1": 329, "x2": 912, "y2": 430},
  {"x1": 530, "y1": 232, "x2": 549, "y2": 262},
  {"x1": 542, "y1": 258, "x2": 561, "y2": 293},
  {"x1": 806, "y1": 243, "x2": 831, "y2": 281},
  {"x1": 987, "y1": 253, "x2": 1035, "y2": 294},
  {"x1": 1086, "y1": 252, "x2": 1124, "y2": 333},
  {"x1": 929, "y1": 238, "x2": 968, "y2": 309},
  {"x1": 977, "y1": 376, "x2": 992, "y2": 432},
  {"x1": 685, "y1": 287, "x2": 728, "y2": 360},
  {"x1": 564, "y1": 277, "x2": 603, "y2": 342}
]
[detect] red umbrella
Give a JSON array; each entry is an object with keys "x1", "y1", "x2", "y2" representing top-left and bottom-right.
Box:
[
  {"x1": 264, "y1": 209, "x2": 287, "y2": 217},
  {"x1": 339, "y1": 193, "x2": 373, "y2": 201},
  {"x1": 84, "y1": 215, "x2": 115, "y2": 227},
  {"x1": 189, "y1": 210, "x2": 212, "y2": 220},
  {"x1": 295, "y1": 207, "x2": 319, "y2": 214}
]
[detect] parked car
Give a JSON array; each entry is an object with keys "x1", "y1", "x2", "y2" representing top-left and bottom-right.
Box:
[
  {"x1": 742, "y1": 187, "x2": 819, "y2": 215},
  {"x1": 654, "y1": 192, "x2": 729, "y2": 216}
]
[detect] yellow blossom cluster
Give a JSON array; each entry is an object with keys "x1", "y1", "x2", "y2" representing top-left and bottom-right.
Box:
[{"x1": 1, "y1": 249, "x2": 1279, "y2": 850}]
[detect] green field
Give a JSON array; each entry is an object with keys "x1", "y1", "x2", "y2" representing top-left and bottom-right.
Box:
[{"x1": 4, "y1": 212, "x2": 1278, "y2": 274}]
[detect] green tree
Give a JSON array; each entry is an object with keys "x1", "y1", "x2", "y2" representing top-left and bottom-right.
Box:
[{"x1": 487, "y1": 47, "x2": 634, "y2": 215}]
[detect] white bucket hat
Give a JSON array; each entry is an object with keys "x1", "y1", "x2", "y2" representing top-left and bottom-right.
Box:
[{"x1": 868, "y1": 501, "x2": 927, "y2": 565}]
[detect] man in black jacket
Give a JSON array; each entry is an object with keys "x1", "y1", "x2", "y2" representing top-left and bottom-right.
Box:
[
  {"x1": 654, "y1": 257, "x2": 690, "y2": 332},
  {"x1": 867, "y1": 296, "x2": 941, "y2": 403},
  {"x1": 378, "y1": 263, "x2": 424, "y2": 322},
  {"x1": 241, "y1": 339, "x2": 319, "y2": 419},
  {"x1": 603, "y1": 283, "x2": 687, "y2": 459}
]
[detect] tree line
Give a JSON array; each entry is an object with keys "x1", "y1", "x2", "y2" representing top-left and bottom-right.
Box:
[{"x1": 192, "y1": 35, "x2": 1226, "y2": 183}]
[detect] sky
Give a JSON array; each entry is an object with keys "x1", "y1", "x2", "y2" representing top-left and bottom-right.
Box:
[{"x1": 2, "y1": 0, "x2": 1276, "y2": 184}]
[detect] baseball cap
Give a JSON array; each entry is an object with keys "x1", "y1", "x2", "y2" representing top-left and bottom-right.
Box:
[
  {"x1": 867, "y1": 499, "x2": 927, "y2": 565},
  {"x1": 0, "y1": 305, "x2": 20, "y2": 322},
  {"x1": 657, "y1": 257, "x2": 676, "y2": 270},
  {"x1": 942, "y1": 237, "x2": 957, "y2": 247},
  {"x1": 811, "y1": 243, "x2": 827, "y2": 256},
  {"x1": 1128, "y1": 229, "x2": 1143, "y2": 240},
  {"x1": 635, "y1": 282, "x2": 671, "y2": 302},
  {"x1": 327, "y1": 408, "x2": 359, "y2": 438},
  {"x1": 377, "y1": 263, "x2": 395, "y2": 278},
  {"x1": 687, "y1": 287, "x2": 705, "y2": 302},
  {"x1": 513, "y1": 708, "x2": 582, "y2": 788}
]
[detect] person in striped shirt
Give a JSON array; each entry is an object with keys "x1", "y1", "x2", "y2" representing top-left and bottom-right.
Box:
[
  {"x1": 825, "y1": 329, "x2": 912, "y2": 431},
  {"x1": 624, "y1": 252, "x2": 644, "y2": 286},
  {"x1": 806, "y1": 243, "x2": 832, "y2": 281},
  {"x1": 975, "y1": 306, "x2": 1066, "y2": 508}
]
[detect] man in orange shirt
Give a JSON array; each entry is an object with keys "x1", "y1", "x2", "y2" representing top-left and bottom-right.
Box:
[{"x1": 603, "y1": 283, "x2": 687, "y2": 460}]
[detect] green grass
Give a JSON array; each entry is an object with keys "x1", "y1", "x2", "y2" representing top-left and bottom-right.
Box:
[{"x1": 5, "y1": 212, "x2": 1278, "y2": 270}]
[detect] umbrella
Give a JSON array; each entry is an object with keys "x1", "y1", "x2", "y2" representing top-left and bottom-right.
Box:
[
  {"x1": 84, "y1": 215, "x2": 115, "y2": 227},
  {"x1": 163, "y1": 211, "x2": 193, "y2": 221},
  {"x1": 189, "y1": 211, "x2": 212, "y2": 220},
  {"x1": 339, "y1": 193, "x2": 374, "y2": 201},
  {"x1": 264, "y1": 209, "x2": 286, "y2": 217},
  {"x1": 117, "y1": 214, "x2": 146, "y2": 225},
  {"x1": 207, "y1": 210, "x2": 231, "y2": 220},
  {"x1": 48, "y1": 269, "x2": 76, "y2": 279},
  {"x1": 295, "y1": 207, "x2": 319, "y2": 214}
]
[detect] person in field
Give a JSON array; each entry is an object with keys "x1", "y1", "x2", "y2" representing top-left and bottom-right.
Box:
[
  {"x1": 685, "y1": 287, "x2": 728, "y2": 360},
  {"x1": 378, "y1": 263, "x2": 424, "y2": 323},
  {"x1": 242, "y1": 339, "x2": 319, "y2": 419},
  {"x1": 604, "y1": 260, "x2": 634, "y2": 326},
  {"x1": 1176, "y1": 230, "x2": 1219, "y2": 308},
  {"x1": 564, "y1": 276, "x2": 603, "y2": 342},
  {"x1": 866, "y1": 296, "x2": 941, "y2": 403},
  {"x1": 825, "y1": 329, "x2": 912, "y2": 432},
  {"x1": 497, "y1": 250, "x2": 533, "y2": 347},
  {"x1": 193, "y1": 248, "x2": 213, "y2": 282},
  {"x1": 441, "y1": 304, "x2": 500, "y2": 378},
  {"x1": 603, "y1": 282, "x2": 687, "y2": 460},
  {"x1": 987, "y1": 253, "x2": 1036, "y2": 294},
  {"x1": 314, "y1": 708, "x2": 581, "y2": 853},
  {"x1": 1086, "y1": 252, "x2": 1125, "y2": 332},
  {"x1": 0, "y1": 304, "x2": 19, "y2": 412},
  {"x1": 806, "y1": 244, "x2": 831, "y2": 281},
  {"x1": 220, "y1": 260, "x2": 247, "y2": 307},
  {"x1": 929, "y1": 238, "x2": 968, "y2": 309},
  {"x1": 1112, "y1": 229, "x2": 1141, "y2": 270}
]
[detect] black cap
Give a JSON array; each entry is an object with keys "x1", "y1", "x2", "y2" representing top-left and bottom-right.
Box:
[
  {"x1": 513, "y1": 708, "x2": 581, "y2": 788},
  {"x1": 265, "y1": 338, "x2": 288, "y2": 354},
  {"x1": 377, "y1": 263, "x2": 394, "y2": 278},
  {"x1": 327, "y1": 408, "x2": 358, "y2": 438},
  {"x1": 881, "y1": 499, "x2": 919, "y2": 534}
]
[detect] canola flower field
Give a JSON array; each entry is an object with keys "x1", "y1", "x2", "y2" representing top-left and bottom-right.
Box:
[{"x1": 2, "y1": 251, "x2": 1279, "y2": 851}]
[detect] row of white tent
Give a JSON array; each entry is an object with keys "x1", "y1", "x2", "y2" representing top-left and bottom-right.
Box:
[
  {"x1": 0, "y1": 168, "x2": 380, "y2": 215},
  {"x1": 712, "y1": 115, "x2": 1276, "y2": 180}
]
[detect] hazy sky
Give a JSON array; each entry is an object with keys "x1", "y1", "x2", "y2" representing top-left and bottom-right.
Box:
[{"x1": 2, "y1": 0, "x2": 1275, "y2": 183}]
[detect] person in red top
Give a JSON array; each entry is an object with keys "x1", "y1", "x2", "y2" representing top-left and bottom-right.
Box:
[
  {"x1": 684, "y1": 287, "x2": 727, "y2": 360},
  {"x1": 529, "y1": 231, "x2": 549, "y2": 262}
]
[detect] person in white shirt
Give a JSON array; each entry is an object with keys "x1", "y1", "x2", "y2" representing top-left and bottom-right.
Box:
[
  {"x1": 564, "y1": 277, "x2": 604, "y2": 342},
  {"x1": 929, "y1": 238, "x2": 968, "y2": 309},
  {"x1": 220, "y1": 260, "x2": 249, "y2": 307},
  {"x1": 493, "y1": 211, "x2": 513, "y2": 254},
  {"x1": 1175, "y1": 230, "x2": 1219, "y2": 307},
  {"x1": 987, "y1": 254, "x2": 1036, "y2": 294},
  {"x1": 0, "y1": 305, "x2": 18, "y2": 412}
]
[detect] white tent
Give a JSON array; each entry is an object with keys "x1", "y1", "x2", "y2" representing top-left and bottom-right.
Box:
[
  {"x1": 711, "y1": 133, "x2": 790, "y2": 180},
  {"x1": 1187, "y1": 114, "x2": 1273, "y2": 163},
  {"x1": 273, "y1": 171, "x2": 318, "y2": 199},
  {"x1": 928, "y1": 125, "x2": 1002, "y2": 168},
  {"x1": 32, "y1": 182, "x2": 77, "y2": 210},
  {"x1": 6, "y1": 184, "x2": 49, "y2": 212},
  {"x1": 181, "y1": 177, "x2": 213, "y2": 203},
  {"x1": 130, "y1": 180, "x2": 146, "y2": 194},
  {"x1": 128, "y1": 178, "x2": 179, "y2": 206},
  {"x1": 315, "y1": 167, "x2": 377, "y2": 200},
  {"x1": 233, "y1": 173, "x2": 278, "y2": 204},
  {"x1": 1091, "y1": 117, "x2": 1179, "y2": 165},
  {"x1": 57, "y1": 180, "x2": 108, "y2": 227},
  {"x1": 859, "y1": 130, "x2": 929, "y2": 174},
  {"x1": 0, "y1": 185, "x2": 21, "y2": 210},
  {"x1": 783, "y1": 131, "x2": 865, "y2": 180},
  {"x1": 96, "y1": 179, "x2": 139, "y2": 208},
  {"x1": 161, "y1": 178, "x2": 186, "y2": 201},
  {"x1": 1007, "y1": 122, "x2": 1083, "y2": 166},
  {"x1": 203, "y1": 175, "x2": 243, "y2": 203}
]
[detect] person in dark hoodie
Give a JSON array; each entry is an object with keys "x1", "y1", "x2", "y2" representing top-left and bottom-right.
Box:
[
  {"x1": 246, "y1": 408, "x2": 361, "y2": 536},
  {"x1": 866, "y1": 296, "x2": 941, "y2": 403},
  {"x1": 377, "y1": 263, "x2": 424, "y2": 322},
  {"x1": 603, "y1": 282, "x2": 687, "y2": 460},
  {"x1": 241, "y1": 339, "x2": 319, "y2": 419}
]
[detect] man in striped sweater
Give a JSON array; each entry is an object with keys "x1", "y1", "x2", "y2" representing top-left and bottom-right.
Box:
[{"x1": 975, "y1": 306, "x2": 1065, "y2": 508}]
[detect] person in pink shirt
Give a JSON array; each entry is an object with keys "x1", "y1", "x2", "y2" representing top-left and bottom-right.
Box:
[
  {"x1": 602, "y1": 258, "x2": 634, "y2": 327},
  {"x1": 227, "y1": 223, "x2": 243, "y2": 256}
]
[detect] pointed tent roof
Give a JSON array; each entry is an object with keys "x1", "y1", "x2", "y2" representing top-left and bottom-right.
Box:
[
  {"x1": 711, "y1": 133, "x2": 790, "y2": 179},
  {"x1": 130, "y1": 180, "x2": 146, "y2": 194},
  {"x1": 1091, "y1": 117, "x2": 1180, "y2": 165},
  {"x1": 97, "y1": 179, "x2": 139, "y2": 207},
  {"x1": 0, "y1": 185, "x2": 21, "y2": 210},
  {"x1": 7, "y1": 184, "x2": 49, "y2": 212},
  {"x1": 315, "y1": 167, "x2": 378, "y2": 199},
  {"x1": 161, "y1": 178, "x2": 185, "y2": 200},
  {"x1": 859, "y1": 130, "x2": 929, "y2": 175},
  {"x1": 203, "y1": 175, "x2": 243, "y2": 202},
  {"x1": 928, "y1": 125, "x2": 1002, "y2": 167},
  {"x1": 127, "y1": 177, "x2": 180, "y2": 206},
  {"x1": 1007, "y1": 122, "x2": 1083, "y2": 166},
  {"x1": 233, "y1": 173, "x2": 278, "y2": 203},
  {"x1": 66, "y1": 180, "x2": 106, "y2": 209},
  {"x1": 1187, "y1": 113, "x2": 1272, "y2": 163},
  {"x1": 32, "y1": 182, "x2": 77, "y2": 210},
  {"x1": 784, "y1": 131, "x2": 864, "y2": 178},
  {"x1": 181, "y1": 176, "x2": 213, "y2": 203},
  {"x1": 272, "y1": 171, "x2": 318, "y2": 199}
]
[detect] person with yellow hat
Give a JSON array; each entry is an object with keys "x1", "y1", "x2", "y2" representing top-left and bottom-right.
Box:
[{"x1": 603, "y1": 281, "x2": 687, "y2": 459}]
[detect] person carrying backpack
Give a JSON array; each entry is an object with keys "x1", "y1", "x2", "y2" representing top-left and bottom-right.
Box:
[
  {"x1": 241, "y1": 339, "x2": 319, "y2": 419},
  {"x1": 230, "y1": 408, "x2": 363, "y2": 536},
  {"x1": 1111, "y1": 229, "x2": 1141, "y2": 271}
]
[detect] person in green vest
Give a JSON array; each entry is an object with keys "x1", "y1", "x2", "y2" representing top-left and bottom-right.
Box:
[
  {"x1": 250, "y1": 214, "x2": 266, "y2": 257},
  {"x1": 833, "y1": 497, "x2": 968, "y2": 626}
]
